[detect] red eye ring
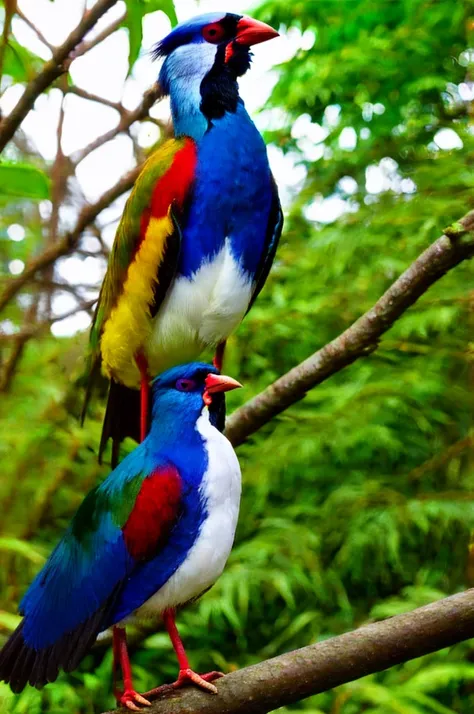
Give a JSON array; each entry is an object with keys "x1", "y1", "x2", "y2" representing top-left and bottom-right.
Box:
[
  {"x1": 202, "y1": 22, "x2": 226, "y2": 44},
  {"x1": 176, "y1": 378, "x2": 196, "y2": 392}
]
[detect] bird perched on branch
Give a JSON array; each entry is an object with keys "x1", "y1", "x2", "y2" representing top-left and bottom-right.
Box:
[
  {"x1": 0, "y1": 362, "x2": 242, "y2": 711},
  {"x1": 83, "y1": 11, "x2": 282, "y2": 464}
]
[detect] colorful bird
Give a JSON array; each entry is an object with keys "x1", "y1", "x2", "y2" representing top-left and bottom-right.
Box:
[
  {"x1": 0, "y1": 362, "x2": 242, "y2": 710},
  {"x1": 84, "y1": 12, "x2": 282, "y2": 463}
]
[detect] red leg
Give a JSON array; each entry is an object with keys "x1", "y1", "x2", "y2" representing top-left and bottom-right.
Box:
[
  {"x1": 112, "y1": 626, "x2": 121, "y2": 701},
  {"x1": 135, "y1": 352, "x2": 150, "y2": 442},
  {"x1": 213, "y1": 341, "x2": 226, "y2": 372},
  {"x1": 143, "y1": 609, "x2": 223, "y2": 699},
  {"x1": 113, "y1": 626, "x2": 151, "y2": 711}
]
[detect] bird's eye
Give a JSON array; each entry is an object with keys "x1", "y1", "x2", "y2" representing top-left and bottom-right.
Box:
[
  {"x1": 176, "y1": 378, "x2": 196, "y2": 392},
  {"x1": 202, "y1": 23, "x2": 226, "y2": 44}
]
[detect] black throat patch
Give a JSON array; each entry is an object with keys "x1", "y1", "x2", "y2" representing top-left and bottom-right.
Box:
[{"x1": 199, "y1": 14, "x2": 252, "y2": 121}]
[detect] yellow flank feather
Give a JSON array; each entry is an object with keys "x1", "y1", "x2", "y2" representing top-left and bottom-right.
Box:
[{"x1": 100, "y1": 214, "x2": 174, "y2": 388}]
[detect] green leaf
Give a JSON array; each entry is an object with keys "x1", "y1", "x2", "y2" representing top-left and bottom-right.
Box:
[
  {"x1": 123, "y1": 0, "x2": 177, "y2": 71},
  {"x1": 2, "y1": 40, "x2": 43, "y2": 82},
  {"x1": 0, "y1": 163, "x2": 50, "y2": 200}
]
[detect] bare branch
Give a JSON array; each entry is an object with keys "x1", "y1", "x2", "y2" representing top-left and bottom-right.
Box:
[
  {"x1": 71, "y1": 9, "x2": 126, "y2": 59},
  {"x1": 15, "y1": 8, "x2": 55, "y2": 52},
  {"x1": 0, "y1": 0, "x2": 120, "y2": 152},
  {"x1": 0, "y1": 297, "x2": 38, "y2": 392},
  {"x1": 102, "y1": 588, "x2": 474, "y2": 714},
  {"x1": 68, "y1": 85, "x2": 124, "y2": 113},
  {"x1": 0, "y1": 298, "x2": 96, "y2": 344},
  {"x1": 70, "y1": 83, "x2": 163, "y2": 165},
  {"x1": 0, "y1": 0, "x2": 16, "y2": 84},
  {"x1": 225, "y1": 210, "x2": 474, "y2": 447},
  {"x1": 0, "y1": 164, "x2": 141, "y2": 312}
]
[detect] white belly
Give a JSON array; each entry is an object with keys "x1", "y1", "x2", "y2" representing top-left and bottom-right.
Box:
[
  {"x1": 135, "y1": 410, "x2": 241, "y2": 618},
  {"x1": 145, "y1": 241, "x2": 253, "y2": 375}
]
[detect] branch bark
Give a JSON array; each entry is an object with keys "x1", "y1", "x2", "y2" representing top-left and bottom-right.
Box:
[
  {"x1": 102, "y1": 588, "x2": 474, "y2": 714},
  {"x1": 0, "y1": 0, "x2": 120, "y2": 152},
  {"x1": 225, "y1": 210, "x2": 474, "y2": 447}
]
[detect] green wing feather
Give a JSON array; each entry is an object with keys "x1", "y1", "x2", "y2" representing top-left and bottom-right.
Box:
[
  {"x1": 80, "y1": 138, "x2": 187, "y2": 424},
  {"x1": 89, "y1": 138, "x2": 187, "y2": 355}
]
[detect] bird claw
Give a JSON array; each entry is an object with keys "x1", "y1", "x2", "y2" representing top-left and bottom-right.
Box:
[
  {"x1": 118, "y1": 689, "x2": 151, "y2": 711},
  {"x1": 174, "y1": 668, "x2": 223, "y2": 693},
  {"x1": 143, "y1": 669, "x2": 224, "y2": 700}
]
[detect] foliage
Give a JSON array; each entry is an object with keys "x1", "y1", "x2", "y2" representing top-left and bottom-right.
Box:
[
  {"x1": 0, "y1": 163, "x2": 50, "y2": 199},
  {"x1": 1, "y1": 0, "x2": 474, "y2": 713}
]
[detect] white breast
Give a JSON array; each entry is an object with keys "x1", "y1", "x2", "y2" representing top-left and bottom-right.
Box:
[
  {"x1": 146, "y1": 241, "x2": 253, "y2": 375},
  {"x1": 135, "y1": 410, "x2": 241, "y2": 618}
]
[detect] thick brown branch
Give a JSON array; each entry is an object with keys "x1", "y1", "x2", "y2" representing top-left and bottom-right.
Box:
[
  {"x1": 103, "y1": 588, "x2": 474, "y2": 714},
  {"x1": 225, "y1": 210, "x2": 474, "y2": 447},
  {"x1": 0, "y1": 0, "x2": 119, "y2": 152},
  {"x1": 0, "y1": 164, "x2": 141, "y2": 312}
]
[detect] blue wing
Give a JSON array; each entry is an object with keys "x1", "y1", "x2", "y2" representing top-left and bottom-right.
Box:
[
  {"x1": 0, "y1": 450, "x2": 147, "y2": 692},
  {"x1": 247, "y1": 176, "x2": 283, "y2": 312}
]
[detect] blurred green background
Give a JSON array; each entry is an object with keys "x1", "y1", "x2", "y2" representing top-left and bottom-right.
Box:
[{"x1": 1, "y1": 0, "x2": 474, "y2": 712}]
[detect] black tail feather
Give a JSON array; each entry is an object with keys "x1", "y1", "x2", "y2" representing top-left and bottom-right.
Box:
[
  {"x1": 0, "y1": 589, "x2": 120, "y2": 693},
  {"x1": 99, "y1": 380, "x2": 143, "y2": 467}
]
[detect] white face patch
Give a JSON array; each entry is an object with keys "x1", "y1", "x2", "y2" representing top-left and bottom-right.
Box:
[
  {"x1": 164, "y1": 43, "x2": 218, "y2": 139},
  {"x1": 166, "y1": 42, "x2": 218, "y2": 82}
]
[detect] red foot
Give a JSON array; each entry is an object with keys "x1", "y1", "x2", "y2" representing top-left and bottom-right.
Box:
[
  {"x1": 117, "y1": 689, "x2": 151, "y2": 711},
  {"x1": 143, "y1": 670, "x2": 224, "y2": 700}
]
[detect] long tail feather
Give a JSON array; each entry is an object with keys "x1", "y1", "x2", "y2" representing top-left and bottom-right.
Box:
[
  {"x1": 0, "y1": 590, "x2": 120, "y2": 693},
  {"x1": 99, "y1": 381, "x2": 143, "y2": 467}
]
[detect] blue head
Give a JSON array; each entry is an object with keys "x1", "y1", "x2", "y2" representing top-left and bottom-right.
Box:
[
  {"x1": 154, "y1": 12, "x2": 279, "y2": 139},
  {"x1": 150, "y1": 362, "x2": 242, "y2": 437}
]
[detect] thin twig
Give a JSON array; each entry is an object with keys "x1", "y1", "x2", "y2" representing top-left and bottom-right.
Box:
[
  {"x1": 68, "y1": 85, "x2": 124, "y2": 113},
  {"x1": 0, "y1": 0, "x2": 120, "y2": 152},
  {"x1": 0, "y1": 163, "x2": 141, "y2": 311},
  {"x1": 70, "y1": 83, "x2": 162, "y2": 165},
  {"x1": 0, "y1": 297, "x2": 38, "y2": 392},
  {"x1": 0, "y1": 298, "x2": 97, "y2": 344},
  {"x1": 0, "y1": 0, "x2": 16, "y2": 84},
  {"x1": 15, "y1": 7, "x2": 55, "y2": 52},
  {"x1": 70, "y1": 9, "x2": 126, "y2": 59},
  {"x1": 225, "y1": 210, "x2": 474, "y2": 446}
]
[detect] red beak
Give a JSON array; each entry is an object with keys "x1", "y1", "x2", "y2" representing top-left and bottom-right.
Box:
[
  {"x1": 204, "y1": 373, "x2": 243, "y2": 394},
  {"x1": 234, "y1": 16, "x2": 279, "y2": 47}
]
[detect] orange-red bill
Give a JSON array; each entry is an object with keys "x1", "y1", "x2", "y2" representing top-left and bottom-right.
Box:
[
  {"x1": 204, "y1": 373, "x2": 243, "y2": 394},
  {"x1": 234, "y1": 17, "x2": 279, "y2": 46}
]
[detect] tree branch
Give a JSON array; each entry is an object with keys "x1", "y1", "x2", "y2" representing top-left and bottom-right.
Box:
[
  {"x1": 225, "y1": 210, "x2": 474, "y2": 447},
  {"x1": 0, "y1": 0, "x2": 16, "y2": 85},
  {"x1": 70, "y1": 83, "x2": 163, "y2": 165},
  {"x1": 102, "y1": 588, "x2": 474, "y2": 714},
  {"x1": 15, "y1": 7, "x2": 55, "y2": 52},
  {"x1": 0, "y1": 164, "x2": 141, "y2": 312},
  {"x1": 70, "y1": 9, "x2": 126, "y2": 59},
  {"x1": 0, "y1": 0, "x2": 120, "y2": 152}
]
